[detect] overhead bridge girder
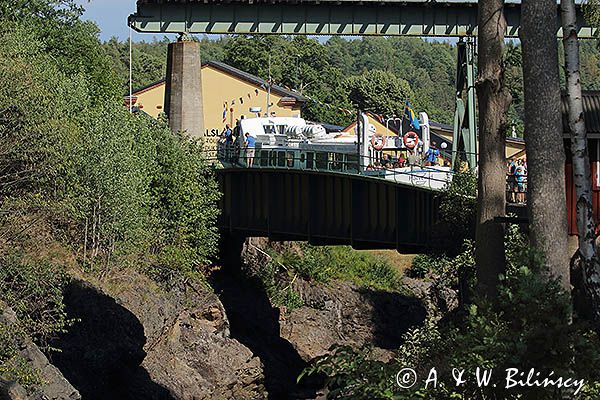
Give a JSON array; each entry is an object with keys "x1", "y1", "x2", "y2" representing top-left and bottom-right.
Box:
[
  {"x1": 216, "y1": 169, "x2": 444, "y2": 253},
  {"x1": 130, "y1": 1, "x2": 595, "y2": 38}
]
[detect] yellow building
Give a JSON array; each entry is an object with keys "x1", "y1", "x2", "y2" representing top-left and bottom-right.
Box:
[{"x1": 128, "y1": 61, "x2": 305, "y2": 149}]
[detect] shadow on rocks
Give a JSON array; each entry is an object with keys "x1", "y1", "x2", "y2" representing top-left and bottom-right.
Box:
[
  {"x1": 358, "y1": 289, "x2": 427, "y2": 350},
  {"x1": 49, "y1": 280, "x2": 174, "y2": 400},
  {"x1": 210, "y1": 268, "x2": 322, "y2": 400}
]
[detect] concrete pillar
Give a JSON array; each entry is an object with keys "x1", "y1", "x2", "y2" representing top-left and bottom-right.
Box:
[{"x1": 164, "y1": 37, "x2": 204, "y2": 138}]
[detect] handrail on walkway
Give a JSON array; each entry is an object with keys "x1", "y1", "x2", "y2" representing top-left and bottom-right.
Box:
[{"x1": 205, "y1": 144, "x2": 466, "y2": 190}]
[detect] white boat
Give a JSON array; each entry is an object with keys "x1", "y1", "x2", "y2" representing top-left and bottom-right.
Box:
[{"x1": 218, "y1": 113, "x2": 453, "y2": 191}]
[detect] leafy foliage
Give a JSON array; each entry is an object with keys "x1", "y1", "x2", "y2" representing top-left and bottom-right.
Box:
[
  {"x1": 0, "y1": 3, "x2": 222, "y2": 386},
  {"x1": 436, "y1": 171, "x2": 477, "y2": 249},
  {"x1": 0, "y1": 323, "x2": 42, "y2": 388},
  {"x1": 346, "y1": 70, "x2": 414, "y2": 116},
  {"x1": 0, "y1": 255, "x2": 73, "y2": 351},
  {"x1": 267, "y1": 243, "x2": 403, "y2": 292},
  {"x1": 149, "y1": 133, "x2": 221, "y2": 283},
  {"x1": 103, "y1": 36, "x2": 229, "y2": 91},
  {"x1": 0, "y1": 21, "x2": 220, "y2": 284},
  {"x1": 407, "y1": 254, "x2": 451, "y2": 279},
  {"x1": 104, "y1": 35, "x2": 460, "y2": 127},
  {"x1": 305, "y1": 228, "x2": 600, "y2": 399},
  {"x1": 255, "y1": 259, "x2": 305, "y2": 313},
  {"x1": 104, "y1": 29, "x2": 600, "y2": 134}
]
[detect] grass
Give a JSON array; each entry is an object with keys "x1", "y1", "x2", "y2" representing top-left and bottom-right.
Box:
[{"x1": 266, "y1": 243, "x2": 407, "y2": 293}]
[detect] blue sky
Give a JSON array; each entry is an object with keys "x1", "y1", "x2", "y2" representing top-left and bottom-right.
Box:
[{"x1": 76, "y1": 0, "x2": 175, "y2": 42}]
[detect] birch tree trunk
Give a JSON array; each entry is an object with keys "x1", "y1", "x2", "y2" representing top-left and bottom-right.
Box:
[
  {"x1": 521, "y1": 0, "x2": 570, "y2": 289},
  {"x1": 561, "y1": 0, "x2": 600, "y2": 318},
  {"x1": 475, "y1": 0, "x2": 512, "y2": 298}
]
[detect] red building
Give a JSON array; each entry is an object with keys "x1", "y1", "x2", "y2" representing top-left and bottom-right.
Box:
[{"x1": 563, "y1": 91, "x2": 600, "y2": 235}]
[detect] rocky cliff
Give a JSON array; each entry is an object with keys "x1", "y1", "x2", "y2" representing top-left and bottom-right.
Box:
[
  {"x1": 0, "y1": 304, "x2": 80, "y2": 400},
  {"x1": 2, "y1": 237, "x2": 443, "y2": 400},
  {"x1": 49, "y1": 273, "x2": 265, "y2": 400}
]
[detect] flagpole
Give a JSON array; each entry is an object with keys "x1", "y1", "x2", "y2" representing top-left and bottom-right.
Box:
[
  {"x1": 267, "y1": 54, "x2": 271, "y2": 116},
  {"x1": 129, "y1": 24, "x2": 133, "y2": 113}
]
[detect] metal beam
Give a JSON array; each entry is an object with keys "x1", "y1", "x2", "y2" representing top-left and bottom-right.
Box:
[{"x1": 129, "y1": 1, "x2": 595, "y2": 38}]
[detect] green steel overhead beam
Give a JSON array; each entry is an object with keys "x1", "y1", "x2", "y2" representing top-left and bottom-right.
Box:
[{"x1": 129, "y1": 0, "x2": 596, "y2": 38}]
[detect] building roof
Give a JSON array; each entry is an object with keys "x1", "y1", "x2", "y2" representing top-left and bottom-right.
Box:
[
  {"x1": 562, "y1": 91, "x2": 600, "y2": 135},
  {"x1": 207, "y1": 61, "x2": 306, "y2": 102},
  {"x1": 129, "y1": 60, "x2": 306, "y2": 102}
]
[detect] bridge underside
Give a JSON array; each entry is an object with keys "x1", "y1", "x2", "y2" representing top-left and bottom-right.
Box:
[
  {"x1": 216, "y1": 169, "x2": 443, "y2": 253},
  {"x1": 130, "y1": 1, "x2": 594, "y2": 38}
]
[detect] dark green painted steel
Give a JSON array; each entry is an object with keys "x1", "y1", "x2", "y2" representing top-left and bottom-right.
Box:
[
  {"x1": 216, "y1": 168, "x2": 443, "y2": 252},
  {"x1": 129, "y1": 1, "x2": 595, "y2": 38}
]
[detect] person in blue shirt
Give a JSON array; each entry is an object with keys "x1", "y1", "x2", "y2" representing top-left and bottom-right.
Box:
[
  {"x1": 222, "y1": 124, "x2": 233, "y2": 160},
  {"x1": 514, "y1": 160, "x2": 527, "y2": 204},
  {"x1": 224, "y1": 124, "x2": 233, "y2": 141},
  {"x1": 244, "y1": 133, "x2": 256, "y2": 167},
  {"x1": 425, "y1": 142, "x2": 440, "y2": 166}
]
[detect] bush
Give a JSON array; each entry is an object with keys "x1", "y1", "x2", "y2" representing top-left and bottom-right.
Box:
[
  {"x1": 437, "y1": 171, "x2": 477, "y2": 251},
  {"x1": 0, "y1": 255, "x2": 73, "y2": 351},
  {"x1": 304, "y1": 231, "x2": 600, "y2": 399},
  {"x1": 255, "y1": 259, "x2": 304, "y2": 313},
  {"x1": 0, "y1": 25, "x2": 221, "y2": 285},
  {"x1": 407, "y1": 254, "x2": 450, "y2": 279},
  {"x1": 270, "y1": 244, "x2": 403, "y2": 292},
  {"x1": 147, "y1": 130, "x2": 221, "y2": 284},
  {"x1": 0, "y1": 323, "x2": 42, "y2": 389}
]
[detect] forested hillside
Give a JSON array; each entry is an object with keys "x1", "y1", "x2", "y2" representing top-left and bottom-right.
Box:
[
  {"x1": 104, "y1": 35, "x2": 600, "y2": 132},
  {"x1": 0, "y1": 1, "x2": 220, "y2": 389}
]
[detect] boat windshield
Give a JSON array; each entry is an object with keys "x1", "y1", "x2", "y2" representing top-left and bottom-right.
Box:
[{"x1": 263, "y1": 124, "x2": 276, "y2": 134}]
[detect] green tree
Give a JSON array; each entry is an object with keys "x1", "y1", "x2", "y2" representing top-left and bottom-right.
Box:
[{"x1": 345, "y1": 70, "x2": 413, "y2": 116}]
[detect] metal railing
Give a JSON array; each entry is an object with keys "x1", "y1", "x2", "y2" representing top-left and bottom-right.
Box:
[{"x1": 206, "y1": 142, "x2": 471, "y2": 191}]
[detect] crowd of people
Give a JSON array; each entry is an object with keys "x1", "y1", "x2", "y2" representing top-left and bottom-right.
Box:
[
  {"x1": 366, "y1": 142, "x2": 450, "y2": 171},
  {"x1": 507, "y1": 157, "x2": 528, "y2": 204},
  {"x1": 218, "y1": 118, "x2": 257, "y2": 167}
]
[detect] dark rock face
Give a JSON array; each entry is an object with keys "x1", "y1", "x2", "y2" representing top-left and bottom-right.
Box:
[
  {"x1": 401, "y1": 277, "x2": 459, "y2": 318},
  {"x1": 240, "y1": 238, "x2": 428, "y2": 363},
  {"x1": 41, "y1": 236, "x2": 436, "y2": 400},
  {"x1": 49, "y1": 275, "x2": 266, "y2": 400},
  {"x1": 48, "y1": 280, "x2": 173, "y2": 400},
  {"x1": 0, "y1": 304, "x2": 80, "y2": 400},
  {"x1": 280, "y1": 279, "x2": 427, "y2": 362},
  {"x1": 210, "y1": 268, "x2": 320, "y2": 400},
  {"x1": 0, "y1": 378, "x2": 28, "y2": 400},
  {"x1": 137, "y1": 289, "x2": 265, "y2": 400}
]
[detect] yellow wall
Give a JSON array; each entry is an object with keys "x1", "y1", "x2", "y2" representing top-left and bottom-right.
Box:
[
  {"x1": 342, "y1": 115, "x2": 401, "y2": 137},
  {"x1": 432, "y1": 129, "x2": 526, "y2": 160},
  {"x1": 133, "y1": 65, "x2": 302, "y2": 151},
  {"x1": 202, "y1": 65, "x2": 301, "y2": 140},
  {"x1": 135, "y1": 83, "x2": 166, "y2": 119}
]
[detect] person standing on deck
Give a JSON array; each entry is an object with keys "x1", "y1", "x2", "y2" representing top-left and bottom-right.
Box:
[
  {"x1": 244, "y1": 132, "x2": 256, "y2": 168},
  {"x1": 425, "y1": 142, "x2": 440, "y2": 166}
]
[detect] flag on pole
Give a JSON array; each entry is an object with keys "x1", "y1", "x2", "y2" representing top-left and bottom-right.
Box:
[
  {"x1": 222, "y1": 106, "x2": 227, "y2": 123},
  {"x1": 404, "y1": 100, "x2": 421, "y2": 130}
]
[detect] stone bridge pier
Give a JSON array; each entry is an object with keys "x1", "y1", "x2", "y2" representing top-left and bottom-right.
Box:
[{"x1": 164, "y1": 37, "x2": 204, "y2": 138}]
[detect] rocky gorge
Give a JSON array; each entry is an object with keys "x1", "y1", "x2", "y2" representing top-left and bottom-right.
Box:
[{"x1": 1, "y1": 238, "x2": 456, "y2": 400}]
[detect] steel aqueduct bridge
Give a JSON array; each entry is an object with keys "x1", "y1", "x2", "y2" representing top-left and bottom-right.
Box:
[{"x1": 129, "y1": 0, "x2": 594, "y2": 252}]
